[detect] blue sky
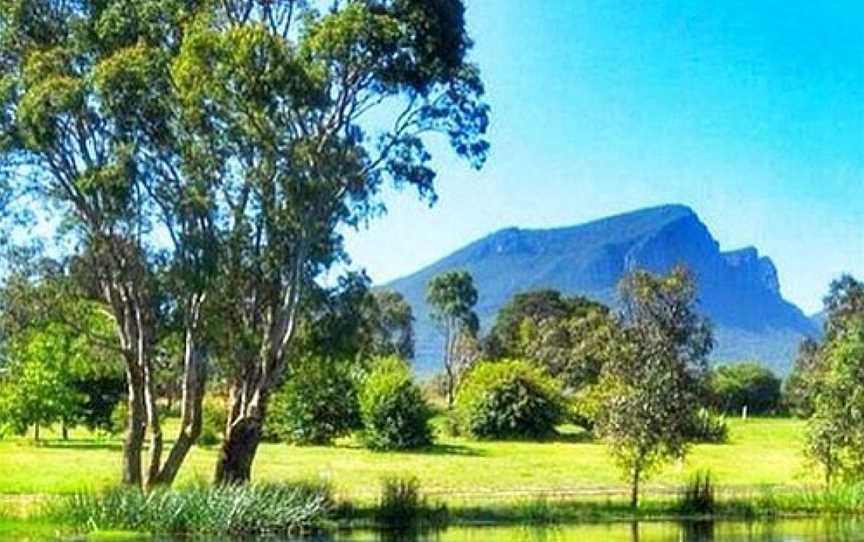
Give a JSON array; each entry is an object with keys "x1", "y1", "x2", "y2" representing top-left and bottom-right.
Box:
[{"x1": 342, "y1": 0, "x2": 863, "y2": 314}]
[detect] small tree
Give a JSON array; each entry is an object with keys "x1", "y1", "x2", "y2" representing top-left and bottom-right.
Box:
[
  {"x1": 0, "y1": 323, "x2": 83, "y2": 441},
  {"x1": 426, "y1": 270, "x2": 479, "y2": 407},
  {"x1": 804, "y1": 275, "x2": 864, "y2": 486},
  {"x1": 369, "y1": 290, "x2": 416, "y2": 360},
  {"x1": 596, "y1": 266, "x2": 712, "y2": 508}
]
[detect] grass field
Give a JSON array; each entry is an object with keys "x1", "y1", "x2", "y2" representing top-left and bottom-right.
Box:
[{"x1": 0, "y1": 416, "x2": 812, "y2": 505}]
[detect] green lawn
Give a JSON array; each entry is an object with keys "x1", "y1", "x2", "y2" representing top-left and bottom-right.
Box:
[{"x1": 0, "y1": 417, "x2": 811, "y2": 504}]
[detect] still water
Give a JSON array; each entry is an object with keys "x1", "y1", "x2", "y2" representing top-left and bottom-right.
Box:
[
  {"x1": 323, "y1": 521, "x2": 864, "y2": 542},
  {"x1": 7, "y1": 520, "x2": 864, "y2": 541}
]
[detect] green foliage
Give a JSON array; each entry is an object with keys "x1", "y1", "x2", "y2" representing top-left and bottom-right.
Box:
[
  {"x1": 0, "y1": 275, "x2": 124, "y2": 438},
  {"x1": 426, "y1": 271, "x2": 479, "y2": 331},
  {"x1": 369, "y1": 289, "x2": 415, "y2": 360},
  {"x1": 375, "y1": 476, "x2": 446, "y2": 529},
  {"x1": 0, "y1": 322, "x2": 84, "y2": 438},
  {"x1": 806, "y1": 319, "x2": 864, "y2": 485},
  {"x1": 689, "y1": 408, "x2": 729, "y2": 444},
  {"x1": 803, "y1": 275, "x2": 864, "y2": 486},
  {"x1": 516, "y1": 303, "x2": 616, "y2": 393},
  {"x1": 597, "y1": 266, "x2": 712, "y2": 507},
  {"x1": 484, "y1": 290, "x2": 614, "y2": 432},
  {"x1": 198, "y1": 396, "x2": 227, "y2": 447},
  {"x1": 68, "y1": 374, "x2": 126, "y2": 433},
  {"x1": 48, "y1": 482, "x2": 331, "y2": 535},
  {"x1": 292, "y1": 276, "x2": 415, "y2": 364},
  {"x1": 426, "y1": 270, "x2": 480, "y2": 405},
  {"x1": 709, "y1": 362, "x2": 782, "y2": 415},
  {"x1": 784, "y1": 338, "x2": 822, "y2": 418},
  {"x1": 109, "y1": 400, "x2": 128, "y2": 436},
  {"x1": 2, "y1": 0, "x2": 488, "y2": 486},
  {"x1": 487, "y1": 290, "x2": 606, "y2": 361},
  {"x1": 453, "y1": 359, "x2": 564, "y2": 440},
  {"x1": 359, "y1": 357, "x2": 433, "y2": 450},
  {"x1": 264, "y1": 358, "x2": 361, "y2": 445}
]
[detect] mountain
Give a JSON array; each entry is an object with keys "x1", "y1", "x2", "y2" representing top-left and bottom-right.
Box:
[{"x1": 385, "y1": 205, "x2": 819, "y2": 375}]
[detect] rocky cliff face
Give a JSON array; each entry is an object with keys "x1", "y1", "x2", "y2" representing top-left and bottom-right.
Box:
[{"x1": 386, "y1": 205, "x2": 819, "y2": 375}]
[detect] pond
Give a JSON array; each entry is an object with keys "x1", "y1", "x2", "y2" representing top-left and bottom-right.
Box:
[
  {"x1": 331, "y1": 520, "x2": 864, "y2": 542},
  {"x1": 5, "y1": 519, "x2": 864, "y2": 541}
]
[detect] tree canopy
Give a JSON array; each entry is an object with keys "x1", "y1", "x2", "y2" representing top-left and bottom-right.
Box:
[{"x1": 0, "y1": 0, "x2": 488, "y2": 485}]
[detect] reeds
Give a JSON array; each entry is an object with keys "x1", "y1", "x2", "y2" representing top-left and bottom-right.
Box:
[{"x1": 44, "y1": 481, "x2": 331, "y2": 535}]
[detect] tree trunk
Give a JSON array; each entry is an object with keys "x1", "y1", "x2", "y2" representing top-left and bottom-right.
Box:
[
  {"x1": 34, "y1": 423, "x2": 39, "y2": 443},
  {"x1": 630, "y1": 466, "x2": 641, "y2": 508},
  {"x1": 122, "y1": 376, "x2": 147, "y2": 487},
  {"x1": 61, "y1": 421, "x2": 68, "y2": 440},
  {"x1": 147, "y1": 331, "x2": 207, "y2": 488},
  {"x1": 214, "y1": 416, "x2": 262, "y2": 484},
  {"x1": 214, "y1": 250, "x2": 303, "y2": 484},
  {"x1": 144, "y1": 362, "x2": 164, "y2": 488},
  {"x1": 444, "y1": 320, "x2": 454, "y2": 408},
  {"x1": 445, "y1": 365, "x2": 455, "y2": 408}
]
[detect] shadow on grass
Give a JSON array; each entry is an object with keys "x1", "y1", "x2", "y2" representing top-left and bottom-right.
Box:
[
  {"x1": 410, "y1": 443, "x2": 486, "y2": 457},
  {"x1": 551, "y1": 430, "x2": 594, "y2": 444},
  {"x1": 37, "y1": 439, "x2": 123, "y2": 452}
]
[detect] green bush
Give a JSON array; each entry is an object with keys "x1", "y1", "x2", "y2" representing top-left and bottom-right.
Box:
[
  {"x1": 264, "y1": 357, "x2": 361, "y2": 445},
  {"x1": 109, "y1": 397, "x2": 224, "y2": 445},
  {"x1": 198, "y1": 395, "x2": 227, "y2": 446},
  {"x1": 453, "y1": 359, "x2": 565, "y2": 440},
  {"x1": 48, "y1": 482, "x2": 331, "y2": 535},
  {"x1": 708, "y1": 362, "x2": 782, "y2": 415},
  {"x1": 376, "y1": 476, "x2": 446, "y2": 529},
  {"x1": 689, "y1": 408, "x2": 728, "y2": 443},
  {"x1": 109, "y1": 399, "x2": 127, "y2": 435},
  {"x1": 359, "y1": 357, "x2": 433, "y2": 450}
]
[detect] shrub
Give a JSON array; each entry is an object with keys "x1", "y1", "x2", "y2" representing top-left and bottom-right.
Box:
[
  {"x1": 47, "y1": 482, "x2": 331, "y2": 535},
  {"x1": 689, "y1": 408, "x2": 729, "y2": 443},
  {"x1": 198, "y1": 395, "x2": 227, "y2": 446},
  {"x1": 264, "y1": 357, "x2": 361, "y2": 445},
  {"x1": 109, "y1": 399, "x2": 127, "y2": 435},
  {"x1": 453, "y1": 359, "x2": 564, "y2": 440},
  {"x1": 708, "y1": 362, "x2": 782, "y2": 415},
  {"x1": 679, "y1": 471, "x2": 715, "y2": 514},
  {"x1": 376, "y1": 476, "x2": 446, "y2": 529},
  {"x1": 359, "y1": 357, "x2": 433, "y2": 450}
]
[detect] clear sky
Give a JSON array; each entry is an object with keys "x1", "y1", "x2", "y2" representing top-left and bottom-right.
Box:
[{"x1": 342, "y1": 0, "x2": 864, "y2": 314}]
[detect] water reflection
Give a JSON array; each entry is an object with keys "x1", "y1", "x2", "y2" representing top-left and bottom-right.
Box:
[
  {"x1": 6, "y1": 519, "x2": 864, "y2": 542},
  {"x1": 322, "y1": 519, "x2": 864, "y2": 542}
]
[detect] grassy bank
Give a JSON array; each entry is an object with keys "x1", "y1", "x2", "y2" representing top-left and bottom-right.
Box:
[
  {"x1": 0, "y1": 416, "x2": 832, "y2": 536},
  {"x1": 0, "y1": 417, "x2": 808, "y2": 503},
  {"x1": 7, "y1": 484, "x2": 864, "y2": 539}
]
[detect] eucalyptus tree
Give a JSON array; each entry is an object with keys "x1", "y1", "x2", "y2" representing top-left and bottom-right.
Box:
[
  {"x1": 426, "y1": 270, "x2": 480, "y2": 407},
  {"x1": 597, "y1": 266, "x2": 712, "y2": 507},
  {"x1": 369, "y1": 289, "x2": 415, "y2": 360},
  {"x1": 0, "y1": 0, "x2": 217, "y2": 488},
  {"x1": 166, "y1": 1, "x2": 489, "y2": 482}
]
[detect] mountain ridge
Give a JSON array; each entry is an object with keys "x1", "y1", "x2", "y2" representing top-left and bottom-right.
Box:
[{"x1": 385, "y1": 205, "x2": 819, "y2": 375}]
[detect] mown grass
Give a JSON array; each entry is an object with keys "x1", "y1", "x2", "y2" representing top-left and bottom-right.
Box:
[{"x1": 0, "y1": 417, "x2": 809, "y2": 505}]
